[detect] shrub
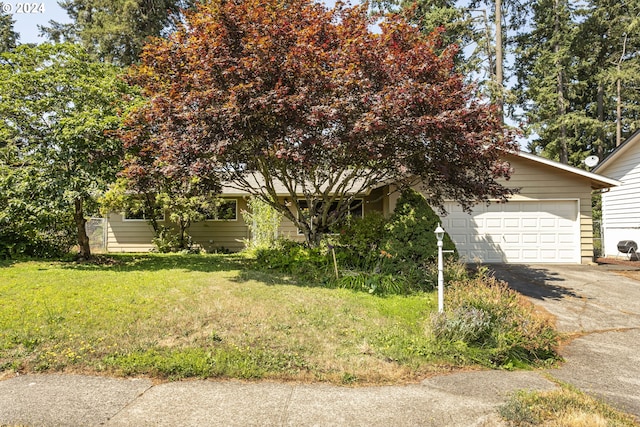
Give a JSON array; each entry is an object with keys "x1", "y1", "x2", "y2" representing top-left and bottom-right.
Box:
[
  {"x1": 333, "y1": 271, "x2": 410, "y2": 295},
  {"x1": 333, "y1": 211, "x2": 388, "y2": 270},
  {"x1": 242, "y1": 197, "x2": 281, "y2": 250},
  {"x1": 429, "y1": 276, "x2": 560, "y2": 368},
  {"x1": 254, "y1": 239, "x2": 331, "y2": 283},
  {"x1": 377, "y1": 189, "x2": 458, "y2": 288}
]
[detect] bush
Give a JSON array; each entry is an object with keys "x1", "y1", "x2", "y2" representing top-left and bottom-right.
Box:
[
  {"x1": 383, "y1": 188, "x2": 457, "y2": 265},
  {"x1": 333, "y1": 211, "x2": 388, "y2": 270},
  {"x1": 333, "y1": 271, "x2": 410, "y2": 295},
  {"x1": 375, "y1": 189, "x2": 458, "y2": 289},
  {"x1": 429, "y1": 276, "x2": 560, "y2": 368},
  {"x1": 254, "y1": 239, "x2": 331, "y2": 283}
]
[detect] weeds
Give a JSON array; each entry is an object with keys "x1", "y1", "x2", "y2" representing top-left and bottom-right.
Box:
[
  {"x1": 499, "y1": 382, "x2": 639, "y2": 426},
  {"x1": 428, "y1": 276, "x2": 560, "y2": 368}
]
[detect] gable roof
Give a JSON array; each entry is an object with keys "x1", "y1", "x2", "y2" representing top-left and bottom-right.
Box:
[
  {"x1": 592, "y1": 130, "x2": 640, "y2": 175},
  {"x1": 219, "y1": 150, "x2": 620, "y2": 196},
  {"x1": 509, "y1": 150, "x2": 620, "y2": 190}
]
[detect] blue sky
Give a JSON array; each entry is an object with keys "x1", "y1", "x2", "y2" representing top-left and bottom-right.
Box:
[{"x1": 7, "y1": 1, "x2": 67, "y2": 44}]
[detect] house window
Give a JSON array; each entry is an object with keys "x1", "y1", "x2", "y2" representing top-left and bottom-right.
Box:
[
  {"x1": 123, "y1": 207, "x2": 165, "y2": 222},
  {"x1": 206, "y1": 199, "x2": 238, "y2": 221},
  {"x1": 297, "y1": 199, "x2": 363, "y2": 234}
]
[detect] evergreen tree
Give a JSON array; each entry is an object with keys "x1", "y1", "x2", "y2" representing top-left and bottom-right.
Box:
[
  {"x1": 514, "y1": 0, "x2": 580, "y2": 164},
  {"x1": 41, "y1": 0, "x2": 195, "y2": 65},
  {"x1": 0, "y1": 4, "x2": 18, "y2": 52}
]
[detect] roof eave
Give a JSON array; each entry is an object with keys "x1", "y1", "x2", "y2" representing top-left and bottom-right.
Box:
[{"x1": 510, "y1": 150, "x2": 620, "y2": 189}]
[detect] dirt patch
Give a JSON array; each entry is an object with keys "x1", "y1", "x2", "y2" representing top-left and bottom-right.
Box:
[{"x1": 596, "y1": 258, "x2": 640, "y2": 281}]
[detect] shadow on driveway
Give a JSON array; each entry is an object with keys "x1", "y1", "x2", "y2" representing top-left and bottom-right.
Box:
[{"x1": 486, "y1": 264, "x2": 582, "y2": 301}]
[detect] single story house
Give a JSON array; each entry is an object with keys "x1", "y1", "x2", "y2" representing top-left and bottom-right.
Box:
[
  {"x1": 592, "y1": 130, "x2": 640, "y2": 258},
  {"x1": 105, "y1": 150, "x2": 619, "y2": 264}
]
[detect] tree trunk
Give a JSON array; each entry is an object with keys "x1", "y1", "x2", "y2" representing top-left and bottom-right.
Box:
[
  {"x1": 617, "y1": 77, "x2": 622, "y2": 147},
  {"x1": 74, "y1": 198, "x2": 91, "y2": 260},
  {"x1": 495, "y1": 0, "x2": 504, "y2": 122},
  {"x1": 597, "y1": 82, "x2": 605, "y2": 159}
]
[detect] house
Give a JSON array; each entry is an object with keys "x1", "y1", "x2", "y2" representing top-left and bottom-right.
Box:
[
  {"x1": 592, "y1": 130, "x2": 640, "y2": 258},
  {"x1": 105, "y1": 150, "x2": 619, "y2": 263}
]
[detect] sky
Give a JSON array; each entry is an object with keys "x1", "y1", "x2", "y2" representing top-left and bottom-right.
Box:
[{"x1": 6, "y1": 1, "x2": 68, "y2": 44}]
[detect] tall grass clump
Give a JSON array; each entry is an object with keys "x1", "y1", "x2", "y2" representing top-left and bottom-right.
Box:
[
  {"x1": 429, "y1": 275, "x2": 560, "y2": 368},
  {"x1": 499, "y1": 383, "x2": 639, "y2": 426}
]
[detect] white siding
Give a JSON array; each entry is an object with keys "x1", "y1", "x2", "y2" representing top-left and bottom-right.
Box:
[{"x1": 599, "y1": 139, "x2": 640, "y2": 256}]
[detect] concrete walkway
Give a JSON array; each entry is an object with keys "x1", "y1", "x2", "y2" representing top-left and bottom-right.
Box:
[{"x1": 1, "y1": 264, "x2": 639, "y2": 426}]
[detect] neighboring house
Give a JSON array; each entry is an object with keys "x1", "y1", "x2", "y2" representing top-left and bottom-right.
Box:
[
  {"x1": 105, "y1": 151, "x2": 618, "y2": 264},
  {"x1": 592, "y1": 130, "x2": 640, "y2": 258}
]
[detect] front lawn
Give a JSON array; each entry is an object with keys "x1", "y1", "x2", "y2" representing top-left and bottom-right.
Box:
[{"x1": 0, "y1": 253, "x2": 557, "y2": 384}]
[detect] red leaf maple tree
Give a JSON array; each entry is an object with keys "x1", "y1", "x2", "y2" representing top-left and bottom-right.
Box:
[{"x1": 121, "y1": 0, "x2": 518, "y2": 246}]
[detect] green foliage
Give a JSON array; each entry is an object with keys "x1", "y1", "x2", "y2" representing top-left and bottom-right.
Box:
[
  {"x1": 252, "y1": 190, "x2": 462, "y2": 295},
  {"x1": 334, "y1": 271, "x2": 409, "y2": 295},
  {"x1": 384, "y1": 189, "x2": 457, "y2": 265},
  {"x1": 334, "y1": 211, "x2": 388, "y2": 270},
  {"x1": 0, "y1": 157, "x2": 75, "y2": 259},
  {"x1": 42, "y1": 0, "x2": 196, "y2": 65},
  {"x1": 242, "y1": 197, "x2": 282, "y2": 250},
  {"x1": 0, "y1": 5, "x2": 18, "y2": 52},
  {"x1": 376, "y1": 189, "x2": 458, "y2": 288},
  {"x1": 254, "y1": 239, "x2": 331, "y2": 283},
  {"x1": 429, "y1": 276, "x2": 560, "y2": 368},
  {"x1": 0, "y1": 43, "x2": 134, "y2": 258}
]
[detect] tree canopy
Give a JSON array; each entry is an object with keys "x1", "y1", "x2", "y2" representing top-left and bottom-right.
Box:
[
  {"x1": 42, "y1": 0, "x2": 195, "y2": 65},
  {"x1": 122, "y1": 0, "x2": 517, "y2": 245},
  {"x1": 0, "y1": 43, "x2": 134, "y2": 258}
]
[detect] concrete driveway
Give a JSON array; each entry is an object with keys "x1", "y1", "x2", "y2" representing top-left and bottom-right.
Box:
[{"x1": 490, "y1": 263, "x2": 640, "y2": 418}]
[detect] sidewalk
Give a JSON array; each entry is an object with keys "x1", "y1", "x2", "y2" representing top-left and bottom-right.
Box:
[
  {"x1": 1, "y1": 264, "x2": 639, "y2": 426},
  {"x1": 0, "y1": 370, "x2": 558, "y2": 426}
]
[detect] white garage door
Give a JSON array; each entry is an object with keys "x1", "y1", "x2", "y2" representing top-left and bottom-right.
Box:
[{"x1": 440, "y1": 200, "x2": 580, "y2": 263}]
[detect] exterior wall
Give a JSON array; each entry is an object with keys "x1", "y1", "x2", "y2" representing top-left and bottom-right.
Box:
[
  {"x1": 498, "y1": 154, "x2": 595, "y2": 264},
  {"x1": 106, "y1": 212, "x2": 159, "y2": 253},
  {"x1": 598, "y1": 142, "x2": 640, "y2": 257},
  {"x1": 106, "y1": 197, "x2": 249, "y2": 253}
]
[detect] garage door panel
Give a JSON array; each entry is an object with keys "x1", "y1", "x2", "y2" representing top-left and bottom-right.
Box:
[
  {"x1": 441, "y1": 200, "x2": 579, "y2": 263},
  {"x1": 504, "y1": 218, "x2": 520, "y2": 228}
]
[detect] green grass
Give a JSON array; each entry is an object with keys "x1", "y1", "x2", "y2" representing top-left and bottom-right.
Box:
[
  {"x1": 1, "y1": 254, "x2": 440, "y2": 383},
  {"x1": 0, "y1": 253, "x2": 555, "y2": 384}
]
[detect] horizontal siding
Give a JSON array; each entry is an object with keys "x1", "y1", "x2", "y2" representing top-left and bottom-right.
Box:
[
  {"x1": 600, "y1": 141, "x2": 640, "y2": 230},
  {"x1": 501, "y1": 154, "x2": 595, "y2": 262},
  {"x1": 106, "y1": 213, "x2": 157, "y2": 253},
  {"x1": 107, "y1": 198, "x2": 250, "y2": 253}
]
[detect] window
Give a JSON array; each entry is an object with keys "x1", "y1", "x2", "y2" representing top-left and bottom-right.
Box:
[
  {"x1": 123, "y1": 207, "x2": 165, "y2": 221},
  {"x1": 206, "y1": 199, "x2": 237, "y2": 221}
]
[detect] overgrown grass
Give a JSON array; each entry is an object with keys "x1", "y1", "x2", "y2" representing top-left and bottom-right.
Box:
[
  {"x1": 0, "y1": 253, "x2": 559, "y2": 384},
  {"x1": 499, "y1": 382, "x2": 639, "y2": 426}
]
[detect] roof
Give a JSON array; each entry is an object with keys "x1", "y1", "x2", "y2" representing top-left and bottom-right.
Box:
[
  {"x1": 219, "y1": 150, "x2": 620, "y2": 196},
  {"x1": 592, "y1": 130, "x2": 640, "y2": 175},
  {"x1": 511, "y1": 150, "x2": 620, "y2": 190}
]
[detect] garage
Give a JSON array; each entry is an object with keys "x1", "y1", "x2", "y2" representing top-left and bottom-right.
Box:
[{"x1": 440, "y1": 200, "x2": 580, "y2": 263}]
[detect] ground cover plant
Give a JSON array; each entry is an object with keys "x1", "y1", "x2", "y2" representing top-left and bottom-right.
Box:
[{"x1": 0, "y1": 253, "x2": 559, "y2": 384}]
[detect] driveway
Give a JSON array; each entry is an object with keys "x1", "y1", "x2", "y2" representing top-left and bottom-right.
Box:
[{"x1": 490, "y1": 263, "x2": 640, "y2": 418}]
